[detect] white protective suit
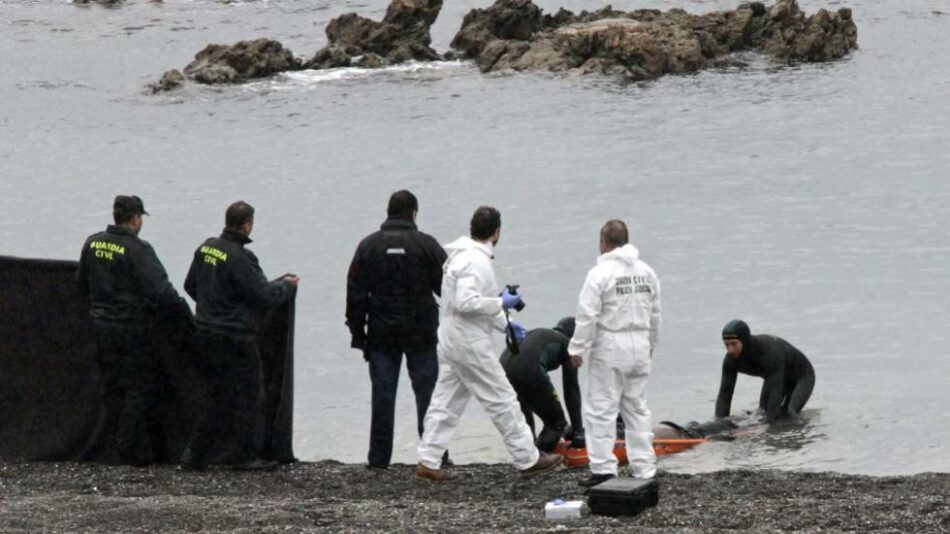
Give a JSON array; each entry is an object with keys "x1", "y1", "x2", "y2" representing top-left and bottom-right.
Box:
[
  {"x1": 568, "y1": 243, "x2": 661, "y2": 478},
  {"x1": 417, "y1": 236, "x2": 539, "y2": 470}
]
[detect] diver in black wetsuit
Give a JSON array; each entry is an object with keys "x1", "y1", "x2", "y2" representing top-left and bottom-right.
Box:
[
  {"x1": 716, "y1": 319, "x2": 816, "y2": 423},
  {"x1": 500, "y1": 317, "x2": 584, "y2": 452}
]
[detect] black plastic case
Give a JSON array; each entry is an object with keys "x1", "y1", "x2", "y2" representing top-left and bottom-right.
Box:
[{"x1": 587, "y1": 477, "x2": 659, "y2": 517}]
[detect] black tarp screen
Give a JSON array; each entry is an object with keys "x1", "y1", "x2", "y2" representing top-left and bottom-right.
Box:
[{"x1": 0, "y1": 255, "x2": 295, "y2": 463}]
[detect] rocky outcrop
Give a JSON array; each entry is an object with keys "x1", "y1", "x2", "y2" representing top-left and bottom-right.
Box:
[
  {"x1": 183, "y1": 39, "x2": 302, "y2": 84},
  {"x1": 154, "y1": 0, "x2": 444, "y2": 91},
  {"x1": 152, "y1": 0, "x2": 444, "y2": 90},
  {"x1": 759, "y1": 3, "x2": 857, "y2": 62},
  {"x1": 148, "y1": 69, "x2": 186, "y2": 94},
  {"x1": 449, "y1": 0, "x2": 543, "y2": 58},
  {"x1": 151, "y1": 0, "x2": 857, "y2": 91},
  {"x1": 150, "y1": 38, "x2": 301, "y2": 92},
  {"x1": 305, "y1": 0, "x2": 443, "y2": 70},
  {"x1": 452, "y1": 0, "x2": 858, "y2": 79}
]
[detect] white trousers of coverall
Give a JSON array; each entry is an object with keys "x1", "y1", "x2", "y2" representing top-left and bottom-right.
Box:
[
  {"x1": 417, "y1": 339, "x2": 539, "y2": 471},
  {"x1": 584, "y1": 335, "x2": 656, "y2": 478}
]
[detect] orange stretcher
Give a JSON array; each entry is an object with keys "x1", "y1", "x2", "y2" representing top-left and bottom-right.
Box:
[{"x1": 554, "y1": 437, "x2": 707, "y2": 467}]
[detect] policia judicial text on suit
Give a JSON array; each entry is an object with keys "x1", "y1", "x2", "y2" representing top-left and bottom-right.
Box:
[{"x1": 568, "y1": 219, "x2": 661, "y2": 488}]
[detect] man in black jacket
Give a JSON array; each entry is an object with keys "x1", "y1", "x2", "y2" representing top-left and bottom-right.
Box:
[
  {"x1": 77, "y1": 195, "x2": 192, "y2": 465},
  {"x1": 500, "y1": 317, "x2": 584, "y2": 453},
  {"x1": 716, "y1": 319, "x2": 816, "y2": 423},
  {"x1": 346, "y1": 190, "x2": 447, "y2": 469},
  {"x1": 180, "y1": 200, "x2": 299, "y2": 471}
]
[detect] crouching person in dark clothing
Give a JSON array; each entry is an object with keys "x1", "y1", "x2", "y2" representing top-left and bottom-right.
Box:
[
  {"x1": 716, "y1": 319, "x2": 816, "y2": 424},
  {"x1": 346, "y1": 190, "x2": 448, "y2": 469},
  {"x1": 500, "y1": 318, "x2": 585, "y2": 453},
  {"x1": 180, "y1": 201, "x2": 299, "y2": 471},
  {"x1": 77, "y1": 195, "x2": 193, "y2": 466}
]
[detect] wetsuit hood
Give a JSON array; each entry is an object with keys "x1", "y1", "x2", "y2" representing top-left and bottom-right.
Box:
[
  {"x1": 553, "y1": 317, "x2": 575, "y2": 339},
  {"x1": 722, "y1": 319, "x2": 751, "y2": 345}
]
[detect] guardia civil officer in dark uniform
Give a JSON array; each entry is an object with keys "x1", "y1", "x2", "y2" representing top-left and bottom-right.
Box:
[
  {"x1": 180, "y1": 200, "x2": 299, "y2": 471},
  {"x1": 716, "y1": 319, "x2": 816, "y2": 423},
  {"x1": 77, "y1": 195, "x2": 192, "y2": 465},
  {"x1": 500, "y1": 317, "x2": 585, "y2": 453},
  {"x1": 346, "y1": 190, "x2": 448, "y2": 469}
]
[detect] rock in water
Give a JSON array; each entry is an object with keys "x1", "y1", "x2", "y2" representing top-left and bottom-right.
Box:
[
  {"x1": 149, "y1": 69, "x2": 185, "y2": 94},
  {"x1": 150, "y1": 0, "x2": 857, "y2": 90},
  {"x1": 449, "y1": 0, "x2": 543, "y2": 58},
  {"x1": 183, "y1": 39, "x2": 301, "y2": 85},
  {"x1": 451, "y1": 0, "x2": 858, "y2": 79},
  {"x1": 306, "y1": 0, "x2": 444, "y2": 69},
  {"x1": 760, "y1": 3, "x2": 859, "y2": 62}
]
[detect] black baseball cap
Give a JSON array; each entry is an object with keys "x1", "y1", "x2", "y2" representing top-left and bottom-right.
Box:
[{"x1": 113, "y1": 195, "x2": 149, "y2": 216}]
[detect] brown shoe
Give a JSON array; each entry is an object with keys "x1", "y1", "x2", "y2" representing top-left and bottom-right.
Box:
[
  {"x1": 414, "y1": 463, "x2": 459, "y2": 482},
  {"x1": 519, "y1": 452, "x2": 563, "y2": 478}
]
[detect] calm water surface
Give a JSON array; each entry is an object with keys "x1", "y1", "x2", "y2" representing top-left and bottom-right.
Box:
[{"x1": 1, "y1": 0, "x2": 948, "y2": 475}]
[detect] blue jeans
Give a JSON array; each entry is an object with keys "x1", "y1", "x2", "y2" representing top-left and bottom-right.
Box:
[{"x1": 367, "y1": 348, "x2": 438, "y2": 468}]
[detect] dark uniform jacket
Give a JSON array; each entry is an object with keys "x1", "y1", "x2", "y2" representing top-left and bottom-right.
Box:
[
  {"x1": 185, "y1": 229, "x2": 290, "y2": 338},
  {"x1": 345, "y1": 216, "x2": 447, "y2": 352},
  {"x1": 500, "y1": 328, "x2": 583, "y2": 433},
  {"x1": 715, "y1": 334, "x2": 815, "y2": 423},
  {"x1": 77, "y1": 225, "x2": 189, "y2": 328}
]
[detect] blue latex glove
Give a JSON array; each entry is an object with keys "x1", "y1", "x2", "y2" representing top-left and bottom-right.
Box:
[
  {"x1": 501, "y1": 286, "x2": 523, "y2": 310},
  {"x1": 509, "y1": 320, "x2": 527, "y2": 342}
]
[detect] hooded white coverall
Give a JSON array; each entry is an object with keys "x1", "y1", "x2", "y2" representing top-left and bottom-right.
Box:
[
  {"x1": 417, "y1": 237, "x2": 540, "y2": 470},
  {"x1": 568, "y1": 243, "x2": 661, "y2": 478}
]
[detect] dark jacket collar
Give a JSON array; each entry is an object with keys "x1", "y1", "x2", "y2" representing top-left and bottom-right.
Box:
[
  {"x1": 106, "y1": 224, "x2": 138, "y2": 237},
  {"x1": 221, "y1": 228, "x2": 252, "y2": 245},
  {"x1": 380, "y1": 216, "x2": 417, "y2": 231}
]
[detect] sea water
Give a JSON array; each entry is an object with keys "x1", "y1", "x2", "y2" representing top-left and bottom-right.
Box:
[{"x1": 1, "y1": 0, "x2": 948, "y2": 475}]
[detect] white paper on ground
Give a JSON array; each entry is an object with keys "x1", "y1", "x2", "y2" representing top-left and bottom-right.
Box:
[{"x1": 544, "y1": 499, "x2": 586, "y2": 519}]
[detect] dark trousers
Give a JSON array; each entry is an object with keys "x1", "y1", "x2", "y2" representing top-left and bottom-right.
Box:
[
  {"x1": 367, "y1": 347, "x2": 438, "y2": 468},
  {"x1": 783, "y1": 371, "x2": 816, "y2": 417},
  {"x1": 514, "y1": 380, "x2": 568, "y2": 453},
  {"x1": 184, "y1": 331, "x2": 265, "y2": 465},
  {"x1": 93, "y1": 324, "x2": 161, "y2": 464}
]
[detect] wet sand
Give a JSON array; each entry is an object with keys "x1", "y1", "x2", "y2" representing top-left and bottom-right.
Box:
[{"x1": 1, "y1": 461, "x2": 947, "y2": 533}]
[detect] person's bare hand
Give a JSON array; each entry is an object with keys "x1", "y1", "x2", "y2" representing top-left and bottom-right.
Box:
[
  {"x1": 571, "y1": 355, "x2": 583, "y2": 368},
  {"x1": 284, "y1": 275, "x2": 300, "y2": 287}
]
